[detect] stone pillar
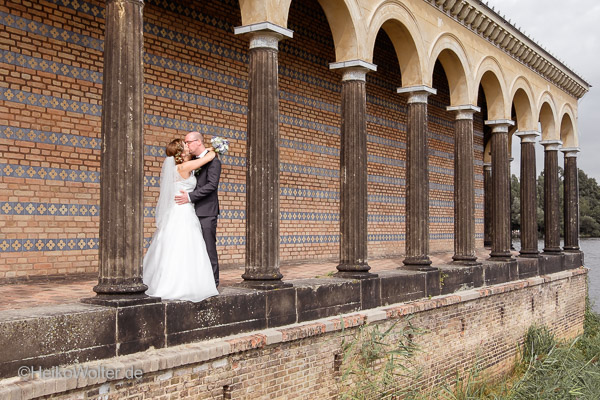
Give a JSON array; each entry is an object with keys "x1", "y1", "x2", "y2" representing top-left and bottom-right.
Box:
[
  {"x1": 397, "y1": 86, "x2": 437, "y2": 269},
  {"x1": 485, "y1": 120, "x2": 515, "y2": 260},
  {"x1": 447, "y1": 105, "x2": 481, "y2": 265},
  {"x1": 483, "y1": 162, "x2": 492, "y2": 247},
  {"x1": 234, "y1": 23, "x2": 293, "y2": 289},
  {"x1": 86, "y1": 0, "x2": 150, "y2": 305},
  {"x1": 540, "y1": 140, "x2": 562, "y2": 254},
  {"x1": 562, "y1": 147, "x2": 580, "y2": 252},
  {"x1": 330, "y1": 61, "x2": 377, "y2": 278},
  {"x1": 516, "y1": 131, "x2": 540, "y2": 257}
]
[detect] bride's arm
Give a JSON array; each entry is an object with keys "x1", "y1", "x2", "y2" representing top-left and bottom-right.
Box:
[{"x1": 179, "y1": 150, "x2": 216, "y2": 175}]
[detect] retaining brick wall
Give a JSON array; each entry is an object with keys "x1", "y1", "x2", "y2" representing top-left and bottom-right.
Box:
[{"x1": 0, "y1": 269, "x2": 586, "y2": 399}]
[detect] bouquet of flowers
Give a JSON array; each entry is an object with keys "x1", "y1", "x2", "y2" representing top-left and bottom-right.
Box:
[{"x1": 211, "y1": 136, "x2": 229, "y2": 155}]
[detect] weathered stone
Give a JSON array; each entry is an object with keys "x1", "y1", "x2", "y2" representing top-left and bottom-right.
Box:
[
  {"x1": 542, "y1": 141, "x2": 562, "y2": 254},
  {"x1": 294, "y1": 279, "x2": 361, "y2": 322},
  {"x1": 539, "y1": 253, "x2": 565, "y2": 275},
  {"x1": 517, "y1": 132, "x2": 539, "y2": 257},
  {"x1": 517, "y1": 257, "x2": 539, "y2": 279},
  {"x1": 437, "y1": 265, "x2": 484, "y2": 295},
  {"x1": 117, "y1": 303, "x2": 166, "y2": 355},
  {"x1": 481, "y1": 260, "x2": 518, "y2": 286},
  {"x1": 92, "y1": 0, "x2": 147, "y2": 298},
  {"x1": 165, "y1": 288, "x2": 267, "y2": 346},
  {"x1": 240, "y1": 30, "x2": 289, "y2": 289},
  {"x1": 0, "y1": 304, "x2": 116, "y2": 379},
  {"x1": 378, "y1": 270, "x2": 426, "y2": 305},
  {"x1": 335, "y1": 68, "x2": 374, "y2": 278}
]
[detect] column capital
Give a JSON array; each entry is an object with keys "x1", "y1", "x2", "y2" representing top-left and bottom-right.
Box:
[
  {"x1": 561, "y1": 147, "x2": 580, "y2": 157},
  {"x1": 329, "y1": 60, "x2": 377, "y2": 81},
  {"x1": 483, "y1": 162, "x2": 492, "y2": 169},
  {"x1": 446, "y1": 104, "x2": 480, "y2": 120},
  {"x1": 485, "y1": 119, "x2": 515, "y2": 133},
  {"x1": 234, "y1": 22, "x2": 293, "y2": 49},
  {"x1": 516, "y1": 130, "x2": 540, "y2": 142},
  {"x1": 396, "y1": 85, "x2": 437, "y2": 104},
  {"x1": 540, "y1": 139, "x2": 562, "y2": 151}
]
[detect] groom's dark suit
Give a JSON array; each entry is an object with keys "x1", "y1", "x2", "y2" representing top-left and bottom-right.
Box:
[{"x1": 189, "y1": 154, "x2": 221, "y2": 286}]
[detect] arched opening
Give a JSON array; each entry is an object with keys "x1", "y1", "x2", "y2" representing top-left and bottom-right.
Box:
[
  {"x1": 428, "y1": 59, "x2": 457, "y2": 252},
  {"x1": 560, "y1": 112, "x2": 576, "y2": 148},
  {"x1": 278, "y1": 0, "x2": 341, "y2": 262},
  {"x1": 366, "y1": 27, "x2": 406, "y2": 257}
]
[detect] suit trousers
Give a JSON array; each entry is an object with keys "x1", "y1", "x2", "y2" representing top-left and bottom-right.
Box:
[{"x1": 199, "y1": 216, "x2": 219, "y2": 286}]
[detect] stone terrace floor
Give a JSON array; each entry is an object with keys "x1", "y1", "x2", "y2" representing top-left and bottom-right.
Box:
[{"x1": 0, "y1": 248, "x2": 504, "y2": 311}]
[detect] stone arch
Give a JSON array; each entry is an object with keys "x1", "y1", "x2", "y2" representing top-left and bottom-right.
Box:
[
  {"x1": 537, "y1": 92, "x2": 559, "y2": 141},
  {"x1": 559, "y1": 105, "x2": 578, "y2": 147},
  {"x1": 510, "y1": 77, "x2": 537, "y2": 131},
  {"x1": 366, "y1": 1, "x2": 426, "y2": 86},
  {"x1": 428, "y1": 33, "x2": 472, "y2": 105},
  {"x1": 239, "y1": 0, "x2": 363, "y2": 62},
  {"x1": 474, "y1": 56, "x2": 509, "y2": 120}
]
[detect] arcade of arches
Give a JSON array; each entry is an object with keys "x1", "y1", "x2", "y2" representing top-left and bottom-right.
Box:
[{"x1": 0, "y1": 0, "x2": 590, "y2": 294}]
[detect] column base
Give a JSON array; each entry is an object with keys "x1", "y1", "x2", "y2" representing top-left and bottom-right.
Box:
[
  {"x1": 451, "y1": 255, "x2": 481, "y2": 266},
  {"x1": 402, "y1": 256, "x2": 436, "y2": 272},
  {"x1": 81, "y1": 294, "x2": 161, "y2": 307},
  {"x1": 488, "y1": 251, "x2": 514, "y2": 262},
  {"x1": 543, "y1": 247, "x2": 563, "y2": 254},
  {"x1": 563, "y1": 246, "x2": 581, "y2": 252},
  {"x1": 235, "y1": 280, "x2": 293, "y2": 290},
  {"x1": 93, "y1": 281, "x2": 148, "y2": 295},
  {"x1": 333, "y1": 270, "x2": 378, "y2": 279},
  {"x1": 518, "y1": 250, "x2": 539, "y2": 258},
  {"x1": 335, "y1": 262, "x2": 375, "y2": 279}
]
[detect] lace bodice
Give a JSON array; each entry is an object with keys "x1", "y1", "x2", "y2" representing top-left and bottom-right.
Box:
[{"x1": 175, "y1": 171, "x2": 197, "y2": 192}]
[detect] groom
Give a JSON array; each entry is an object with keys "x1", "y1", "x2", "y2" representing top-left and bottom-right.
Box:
[{"x1": 175, "y1": 131, "x2": 221, "y2": 287}]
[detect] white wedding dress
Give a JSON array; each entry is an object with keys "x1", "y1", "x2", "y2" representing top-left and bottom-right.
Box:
[{"x1": 143, "y1": 157, "x2": 218, "y2": 302}]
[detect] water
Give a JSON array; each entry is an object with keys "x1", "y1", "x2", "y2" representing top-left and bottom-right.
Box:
[{"x1": 513, "y1": 238, "x2": 600, "y2": 313}]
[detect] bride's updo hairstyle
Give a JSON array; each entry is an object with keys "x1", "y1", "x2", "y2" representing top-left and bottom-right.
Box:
[{"x1": 166, "y1": 139, "x2": 185, "y2": 165}]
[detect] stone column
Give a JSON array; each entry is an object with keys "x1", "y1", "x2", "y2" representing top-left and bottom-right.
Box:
[
  {"x1": 234, "y1": 23, "x2": 293, "y2": 289},
  {"x1": 515, "y1": 131, "x2": 540, "y2": 257},
  {"x1": 397, "y1": 86, "x2": 437, "y2": 269},
  {"x1": 330, "y1": 61, "x2": 377, "y2": 278},
  {"x1": 562, "y1": 147, "x2": 580, "y2": 252},
  {"x1": 447, "y1": 105, "x2": 481, "y2": 265},
  {"x1": 86, "y1": 0, "x2": 150, "y2": 305},
  {"x1": 483, "y1": 162, "x2": 492, "y2": 247},
  {"x1": 485, "y1": 120, "x2": 515, "y2": 260},
  {"x1": 540, "y1": 140, "x2": 562, "y2": 254}
]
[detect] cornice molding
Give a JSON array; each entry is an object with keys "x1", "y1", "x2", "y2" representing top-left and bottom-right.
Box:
[{"x1": 422, "y1": 0, "x2": 591, "y2": 99}]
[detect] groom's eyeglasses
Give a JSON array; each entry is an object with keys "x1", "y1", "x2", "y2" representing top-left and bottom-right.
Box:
[{"x1": 185, "y1": 140, "x2": 199, "y2": 145}]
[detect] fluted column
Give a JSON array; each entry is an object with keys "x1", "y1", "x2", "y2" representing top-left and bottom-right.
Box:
[
  {"x1": 483, "y1": 162, "x2": 492, "y2": 246},
  {"x1": 447, "y1": 105, "x2": 480, "y2": 265},
  {"x1": 397, "y1": 86, "x2": 437, "y2": 269},
  {"x1": 88, "y1": 0, "x2": 148, "y2": 303},
  {"x1": 516, "y1": 131, "x2": 540, "y2": 257},
  {"x1": 330, "y1": 61, "x2": 377, "y2": 278},
  {"x1": 541, "y1": 140, "x2": 562, "y2": 254},
  {"x1": 485, "y1": 120, "x2": 515, "y2": 260},
  {"x1": 235, "y1": 23, "x2": 293, "y2": 289},
  {"x1": 562, "y1": 148, "x2": 580, "y2": 252}
]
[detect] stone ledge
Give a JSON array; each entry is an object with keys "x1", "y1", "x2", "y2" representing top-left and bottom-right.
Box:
[
  {"x1": 0, "y1": 259, "x2": 585, "y2": 380},
  {"x1": 0, "y1": 268, "x2": 587, "y2": 399}
]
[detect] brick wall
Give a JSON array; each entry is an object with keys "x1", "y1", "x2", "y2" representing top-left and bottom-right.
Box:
[
  {"x1": 0, "y1": 0, "x2": 483, "y2": 279},
  {"x1": 8, "y1": 269, "x2": 585, "y2": 399}
]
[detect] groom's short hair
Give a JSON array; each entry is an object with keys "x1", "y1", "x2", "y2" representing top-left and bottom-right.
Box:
[{"x1": 189, "y1": 131, "x2": 204, "y2": 146}]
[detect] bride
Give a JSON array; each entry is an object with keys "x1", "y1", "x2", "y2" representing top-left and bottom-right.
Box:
[{"x1": 143, "y1": 138, "x2": 219, "y2": 302}]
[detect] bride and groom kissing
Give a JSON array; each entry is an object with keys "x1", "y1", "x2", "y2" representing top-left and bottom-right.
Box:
[{"x1": 143, "y1": 131, "x2": 225, "y2": 302}]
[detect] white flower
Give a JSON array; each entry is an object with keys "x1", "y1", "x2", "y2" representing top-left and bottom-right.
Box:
[{"x1": 211, "y1": 136, "x2": 229, "y2": 155}]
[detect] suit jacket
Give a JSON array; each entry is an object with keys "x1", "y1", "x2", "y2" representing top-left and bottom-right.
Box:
[{"x1": 189, "y1": 156, "x2": 221, "y2": 217}]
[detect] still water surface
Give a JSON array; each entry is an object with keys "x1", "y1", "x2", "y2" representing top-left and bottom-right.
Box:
[{"x1": 513, "y1": 238, "x2": 600, "y2": 313}]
